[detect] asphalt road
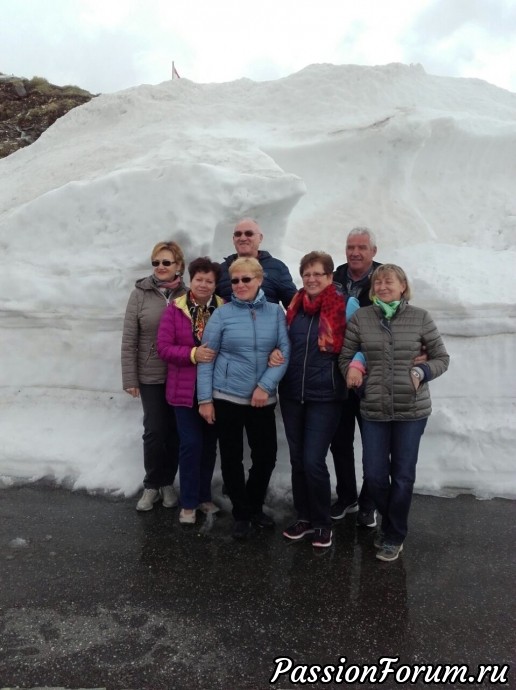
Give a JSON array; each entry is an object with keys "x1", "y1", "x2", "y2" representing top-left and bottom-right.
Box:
[{"x1": 0, "y1": 484, "x2": 514, "y2": 690}]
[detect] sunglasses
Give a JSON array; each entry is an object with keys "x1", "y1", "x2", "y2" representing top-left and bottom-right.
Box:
[
  {"x1": 230, "y1": 276, "x2": 255, "y2": 285},
  {"x1": 152, "y1": 259, "x2": 176, "y2": 267},
  {"x1": 233, "y1": 230, "x2": 256, "y2": 238}
]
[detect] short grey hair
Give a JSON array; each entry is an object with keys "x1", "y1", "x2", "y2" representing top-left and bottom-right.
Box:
[{"x1": 347, "y1": 226, "x2": 377, "y2": 249}]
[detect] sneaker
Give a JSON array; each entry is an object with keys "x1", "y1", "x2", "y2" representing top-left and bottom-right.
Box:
[
  {"x1": 330, "y1": 501, "x2": 359, "y2": 520},
  {"x1": 232, "y1": 520, "x2": 254, "y2": 540},
  {"x1": 376, "y1": 542, "x2": 404, "y2": 562},
  {"x1": 373, "y1": 530, "x2": 385, "y2": 549},
  {"x1": 160, "y1": 485, "x2": 178, "y2": 508},
  {"x1": 251, "y1": 511, "x2": 275, "y2": 529},
  {"x1": 136, "y1": 488, "x2": 160, "y2": 512},
  {"x1": 199, "y1": 501, "x2": 220, "y2": 514},
  {"x1": 282, "y1": 520, "x2": 314, "y2": 541},
  {"x1": 179, "y1": 508, "x2": 197, "y2": 524},
  {"x1": 312, "y1": 527, "x2": 333, "y2": 548},
  {"x1": 357, "y1": 508, "x2": 377, "y2": 528}
]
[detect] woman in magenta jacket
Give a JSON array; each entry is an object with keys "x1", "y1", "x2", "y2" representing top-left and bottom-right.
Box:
[{"x1": 157, "y1": 257, "x2": 224, "y2": 525}]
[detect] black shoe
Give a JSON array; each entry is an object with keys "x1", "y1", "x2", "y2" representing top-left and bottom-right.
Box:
[
  {"x1": 330, "y1": 500, "x2": 358, "y2": 520},
  {"x1": 357, "y1": 508, "x2": 377, "y2": 528},
  {"x1": 312, "y1": 527, "x2": 333, "y2": 548},
  {"x1": 232, "y1": 520, "x2": 254, "y2": 540},
  {"x1": 251, "y1": 511, "x2": 275, "y2": 529}
]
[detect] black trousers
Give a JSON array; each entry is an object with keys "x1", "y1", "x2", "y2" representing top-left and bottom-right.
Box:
[
  {"x1": 139, "y1": 383, "x2": 179, "y2": 489},
  {"x1": 330, "y1": 391, "x2": 374, "y2": 512},
  {"x1": 214, "y1": 399, "x2": 277, "y2": 521}
]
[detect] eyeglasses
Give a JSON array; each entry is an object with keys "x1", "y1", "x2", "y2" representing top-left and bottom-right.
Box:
[
  {"x1": 302, "y1": 272, "x2": 327, "y2": 279},
  {"x1": 152, "y1": 259, "x2": 176, "y2": 267},
  {"x1": 233, "y1": 230, "x2": 256, "y2": 238},
  {"x1": 230, "y1": 276, "x2": 255, "y2": 284}
]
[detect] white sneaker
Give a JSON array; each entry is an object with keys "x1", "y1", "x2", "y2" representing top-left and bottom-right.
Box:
[
  {"x1": 160, "y1": 485, "x2": 178, "y2": 508},
  {"x1": 199, "y1": 501, "x2": 220, "y2": 514},
  {"x1": 136, "y1": 488, "x2": 160, "y2": 512},
  {"x1": 179, "y1": 508, "x2": 197, "y2": 524}
]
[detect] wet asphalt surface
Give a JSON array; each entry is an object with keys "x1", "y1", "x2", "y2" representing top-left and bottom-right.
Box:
[{"x1": 0, "y1": 484, "x2": 514, "y2": 690}]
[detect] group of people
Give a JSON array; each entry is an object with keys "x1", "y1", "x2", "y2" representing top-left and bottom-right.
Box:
[{"x1": 121, "y1": 221, "x2": 449, "y2": 561}]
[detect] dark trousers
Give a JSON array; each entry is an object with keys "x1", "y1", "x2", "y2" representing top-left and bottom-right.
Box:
[
  {"x1": 330, "y1": 392, "x2": 374, "y2": 512},
  {"x1": 174, "y1": 405, "x2": 218, "y2": 509},
  {"x1": 362, "y1": 418, "x2": 427, "y2": 544},
  {"x1": 280, "y1": 398, "x2": 342, "y2": 528},
  {"x1": 214, "y1": 399, "x2": 277, "y2": 521},
  {"x1": 139, "y1": 383, "x2": 179, "y2": 489}
]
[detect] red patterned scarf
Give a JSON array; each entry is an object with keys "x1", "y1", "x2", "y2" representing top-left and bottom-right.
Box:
[{"x1": 287, "y1": 283, "x2": 346, "y2": 353}]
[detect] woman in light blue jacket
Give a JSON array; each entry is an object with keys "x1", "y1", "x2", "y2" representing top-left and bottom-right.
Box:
[{"x1": 198, "y1": 257, "x2": 290, "y2": 540}]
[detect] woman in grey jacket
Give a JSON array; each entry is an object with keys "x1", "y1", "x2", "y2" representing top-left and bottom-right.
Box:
[
  {"x1": 197, "y1": 257, "x2": 290, "y2": 540},
  {"x1": 121, "y1": 241, "x2": 186, "y2": 511},
  {"x1": 339, "y1": 264, "x2": 449, "y2": 561}
]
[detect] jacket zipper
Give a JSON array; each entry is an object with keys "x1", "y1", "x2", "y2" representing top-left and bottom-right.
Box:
[{"x1": 301, "y1": 315, "x2": 314, "y2": 404}]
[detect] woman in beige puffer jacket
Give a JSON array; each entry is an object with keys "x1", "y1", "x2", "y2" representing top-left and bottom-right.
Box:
[
  {"x1": 339, "y1": 264, "x2": 449, "y2": 562},
  {"x1": 121, "y1": 241, "x2": 186, "y2": 511}
]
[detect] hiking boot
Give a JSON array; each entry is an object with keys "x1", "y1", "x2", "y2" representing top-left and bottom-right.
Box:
[
  {"x1": 232, "y1": 520, "x2": 254, "y2": 540},
  {"x1": 136, "y1": 488, "x2": 160, "y2": 512},
  {"x1": 179, "y1": 508, "x2": 197, "y2": 524},
  {"x1": 282, "y1": 520, "x2": 314, "y2": 541},
  {"x1": 330, "y1": 500, "x2": 358, "y2": 520},
  {"x1": 160, "y1": 485, "x2": 178, "y2": 508},
  {"x1": 357, "y1": 508, "x2": 377, "y2": 528},
  {"x1": 251, "y1": 511, "x2": 275, "y2": 529},
  {"x1": 376, "y1": 542, "x2": 404, "y2": 562},
  {"x1": 312, "y1": 527, "x2": 333, "y2": 548},
  {"x1": 373, "y1": 530, "x2": 385, "y2": 549}
]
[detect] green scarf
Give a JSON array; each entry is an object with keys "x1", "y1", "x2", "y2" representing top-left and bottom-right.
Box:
[{"x1": 373, "y1": 296, "x2": 401, "y2": 320}]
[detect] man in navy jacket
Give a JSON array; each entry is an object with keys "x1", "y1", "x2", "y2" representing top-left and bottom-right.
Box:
[
  {"x1": 330, "y1": 227, "x2": 380, "y2": 527},
  {"x1": 216, "y1": 219, "x2": 297, "y2": 309}
]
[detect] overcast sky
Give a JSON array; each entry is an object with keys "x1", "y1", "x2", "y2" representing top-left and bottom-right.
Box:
[{"x1": 1, "y1": 0, "x2": 515, "y2": 93}]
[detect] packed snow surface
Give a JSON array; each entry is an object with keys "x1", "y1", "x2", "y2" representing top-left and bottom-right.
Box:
[{"x1": 1, "y1": 63, "x2": 515, "y2": 499}]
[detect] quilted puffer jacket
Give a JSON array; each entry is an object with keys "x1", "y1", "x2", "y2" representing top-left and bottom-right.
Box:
[
  {"x1": 121, "y1": 275, "x2": 186, "y2": 389},
  {"x1": 339, "y1": 300, "x2": 449, "y2": 420},
  {"x1": 197, "y1": 290, "x2": 291, "y2": 403},
  {"x1": 156, "y1": 294, "x2": 224, "y2": 407}
]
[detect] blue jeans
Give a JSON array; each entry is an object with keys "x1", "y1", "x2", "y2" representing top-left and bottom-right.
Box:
[
  {"x1": 139, "y1": 383, "x2": 179, "y2": 489},
  {"x1": 362, "y1": 418, "x2": 427, "y2": 544},
  {"x1": 280, "y1": 398, "x2": 342, "y2": 528}
]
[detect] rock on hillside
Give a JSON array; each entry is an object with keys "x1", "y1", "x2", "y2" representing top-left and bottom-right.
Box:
[{"x1": 0, "y1": 73, "x2": 95, "y2": 158}]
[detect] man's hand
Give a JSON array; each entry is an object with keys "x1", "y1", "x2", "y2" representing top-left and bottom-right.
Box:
[
  {"x1": 125, "y1": 387, "x2": 140, "y2": 398},
  {"x1": 346, "y1": 370, "x2": 363, "y2": 390},
  {"x1": 413, "y1": 345, "x2": 428, "y2": 365}
]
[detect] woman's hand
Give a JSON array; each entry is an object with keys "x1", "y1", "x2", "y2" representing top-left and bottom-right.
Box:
[
  {"x1": 346, "y1": 370, "x2": 363, "y2": 390},
  {"x1": 413, "y1": 345, "x2": 428, "y2": 365},
  {"x1": 251, "y1": 387, "x2": 269, "y2": 407},
  {"x1": 199, "y1": 402, "x2": 216, "y2": 424},
  {"x1": 195, "y1": 344, "x2": 216, "y2": 364},
  {"x1": 268, "y1": 348, "x2": 285, "y2": 367},
  {"x1": 125, "y1": 387, "x2": 140, "y2": 398}
]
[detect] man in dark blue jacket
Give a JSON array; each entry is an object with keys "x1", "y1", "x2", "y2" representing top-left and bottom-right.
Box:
[
  {"x1": 216, "y1": 219, "x2": 297, "y2": 308},
  {"x1": 330, "y1": 227, "x2": 380, "y2": 527}
]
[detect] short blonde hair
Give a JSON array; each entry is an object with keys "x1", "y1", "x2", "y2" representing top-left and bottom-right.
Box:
[
  {"x1": 151, "y1": 241, "x2": 185, "y2": 273},
  {"x1": 229, "y1": 257, "x2": 264, "y2": 279},
  {"x1": 370, "y1": 264, "x2": 412, "y2": 300}
]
